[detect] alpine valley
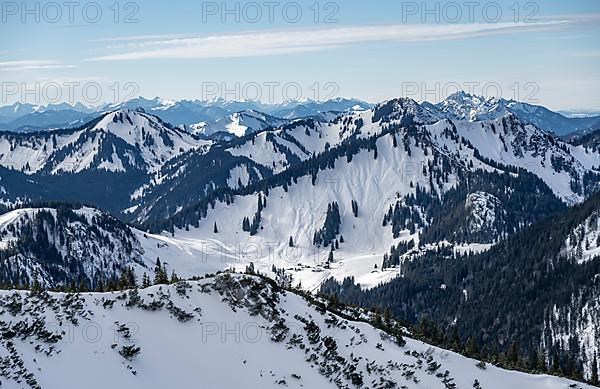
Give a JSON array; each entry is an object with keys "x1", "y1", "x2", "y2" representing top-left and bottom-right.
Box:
[{"x1": 0, "y1": 92, "x2": 599, "y2": 388}]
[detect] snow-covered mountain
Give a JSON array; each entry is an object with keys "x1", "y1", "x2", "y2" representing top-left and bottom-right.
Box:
[
  {"x1": 431, "y1": 91, "x2": 600, "y2": 136},
  {"x1": 3, "y1": 94, "x2": 598, "y2": 136},
  {"x1": 0, "y1": 205, "x2": 149, "y2": 289},
  {"x1": 269, "y1": 97, "x2": 373, "y2": 119},
  {"x1": 0, "y1": 103, "x2": 41, "y2": 125},
  {"x1": 105, "y1": 97, "x2": 373, "y2": 125},
  {"x1": 429, "y1": 113, "x2": 600, "y2": 204},
  {"x1": 102, "y1": 97, "x2": 231, "y2": 126},
  {"x1": 0, "y1": 102, "x2": 95, "y2": 132},
  {"x1": 0, "y1": 98, "x2": 598, "y2": 257},
  {"x1": 187, "y1": 110, "x2": 289, "y2": 138},
  {"x1": 2, "y1": 96, "x2": 598, "y2": 237},
  {"x1": 127, "y1": 98, "x2": 599, "y2": 290},
  {"x1": 568, "y1": 129, "x2": 600, "y2": 154},
  {"x1": 3, "y1": 110, "x2": 95, "y2": 133},
  {"x1": 0, "y1": 272, "x2": 593, "y2": 389},
  {"x1": 0, "y1": 109, "x2": 207, "y2": 174},
  {"x1": 145, "y1": 97, "x2": 598, "y2": 223},
  {"x1": 0, "y1": 109, "x2": 213, "y2": 215},
  {"x1": 563, "y1": 206, "x2": 600, "y2": 263},
  {"x1": 1, "y1": 97, "x2": 598, "y2": 224},
  {"x1": 0, "y1": 97, "x2": 373, "y2": 132},
  {"x1": 1, "y1": 95, "x2": 599, "y2": 385},
  {"x1": 320, "y1": 192, "x2": 600, "y2": 382}
]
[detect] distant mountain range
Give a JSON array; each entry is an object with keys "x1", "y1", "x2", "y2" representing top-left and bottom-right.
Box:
[
  {"x1": 1, "y1": 93, "x2": 599, "y2": 137},
  {"x1": 0, "y1": 97, "x2": 372, "y2": 133},
  {"x1": 426, "y1": 91, "x2": 600, "y2": 136},
  {"x1": 186, "y1": 109, "x2": 291, "y2": 139}
]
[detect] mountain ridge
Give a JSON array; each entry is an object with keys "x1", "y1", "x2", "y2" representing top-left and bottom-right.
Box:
[
  {"x1": 0, "y1": 272, "x2": 593, "y2": 388},
  {"x1": 2, "y1": 92, "x2": 598, "y2": 136}
]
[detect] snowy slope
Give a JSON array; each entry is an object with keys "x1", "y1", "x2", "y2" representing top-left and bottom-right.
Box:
[
  {"x1": 563, "y1": 209, "x2": 600, "y2": 263},
  {"x1": 2, "y1": 97, "x2": 597, "y2": 223},
  {"x1": 433, "y1": 91, "x2": 508, "y2": 122},
  {"x1": 0, "y1": 201, "x2": 400, "y2": 291},
  {"x1": 0, "y1": 273, "x2": 592, "y2": 389},
  {"x1": 101, "y1": 96, "x2": 373, "y2": 125},
  {"x1": 268, "y1": 97, "x2": 373, "y2": 119},
  {"x1": 432, "y1": 91, "x2": 600, "y2": 136},
  {"x1": 0, "y1": 129, "x2": 81, "y2": 173},
  {"x1": 543, "y1": 282, "x2": 600, "y2": 381},
  {"x1": 188, "y1": 110, "x2": 289, "y2": 137},
  {"x1": 135, "y1": 100, "x2": 596, "y2": 289},
  {"x1": 0, "y1": 206, "x2": 152, "y2": 288},
  {"x1": 0, "y1": 109, "x2": 208, "y2": 174},
  {"x1": 464, "y1": 191, "x2": 505, "y2": 237},
  {"x1": 145, "y1": 123, "x2": 489, "y2": 290},
  {"x1": 223, "y1": 101, "x2": 599, "y2": 204},
  {"x1": 2, "y1": 98, "x2": 595, "y2": 291},
  {"x1": 427, "y1": 114, "x2": 600, "y2": 203}
]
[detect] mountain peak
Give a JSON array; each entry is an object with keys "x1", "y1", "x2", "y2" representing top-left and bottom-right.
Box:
[
  {"x1": 444, "y1": 90, "x2": 514, "y2": 105},
  {"x1": 372, "y1": 97, "x2": 441, "y2": 124},
  {"x1": 446, "y1": 90, "x2": 478, "y2": 100}
]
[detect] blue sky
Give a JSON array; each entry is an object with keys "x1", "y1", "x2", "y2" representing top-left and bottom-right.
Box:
[{"x1": 1, "y1": 0, "x2": 599, "y2": 110}]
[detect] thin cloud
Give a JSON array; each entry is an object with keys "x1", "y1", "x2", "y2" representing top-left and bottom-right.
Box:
[
  {"x1": 88, "y1": 21, "x2": 567, "y2": 62},
  {"x1": 0, "y1": 60, "x2": 76, "y2": 71},
  {"x1": 90, "y1": 33, "x2": 199, "y2": 43}
]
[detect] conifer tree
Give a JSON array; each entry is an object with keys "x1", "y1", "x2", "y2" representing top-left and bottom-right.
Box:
[
  {"x1": 449, "y1": 326, "x2": 462, "y2": 352},
  {"x1": 141, "y1": 273, "x2": 151, "y2": 288},
  {"x1": 288, "y1": 236, "x2": 294, "y2": 247},
  {"x1": 551, "y1": 350, "x2": 561, "y2": 374},
  {"x1": 536, "y1": 350, "x2": 547, "y2": 373},
  {"x1": 592, "y1": 353, "x2": 598, "y2": 385},
  {"x1": 97, "y1": 277, "x2": 105, "y2": 292},
  {"x1": 351, "y1": 200, "x2": 359, "y2": 217},
  {"x1": 465, "y1": 336, "x2": 479, "y2": 358},
  {"x1": 213, "y1": 222, "x2": 218, "y2": 233},
  {"x1": 154, "y1": 258, "x2": 168, "y2": 285},
  {"x1": 507, "y1": 342, "x2": 520, "y2": 366},
  {"x1": 118, "y1": 267, "x2": 136, "y2": 290},
  {"x1": 32, "y1": 277, "x2": 42, "y2": 293}
]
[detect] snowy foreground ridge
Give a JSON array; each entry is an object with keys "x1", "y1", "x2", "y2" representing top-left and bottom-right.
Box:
[{"x1": 0, "y1": 273, "x2": 592, "y2": 389}]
